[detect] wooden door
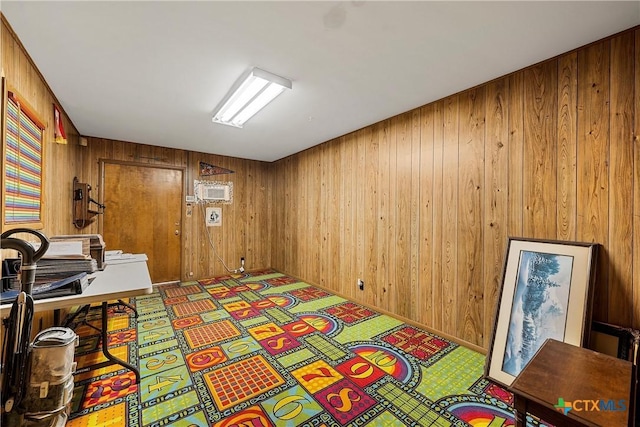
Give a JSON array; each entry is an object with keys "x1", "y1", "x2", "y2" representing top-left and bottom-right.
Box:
[{"x1": 101, "y1": 162, "x2": 183, "y2": 283}]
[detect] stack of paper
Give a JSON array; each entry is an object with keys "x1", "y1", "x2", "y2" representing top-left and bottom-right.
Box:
[
  {"x1": 35, "y1": 259, "x2": 98, "y2": 281},
  {"x1": 105, "y1": 250, "x2": 144, "y2": 265},
  {"x1": 51, "y1": 234, "x2": 105, "y2": 270},
  {"x1": 30, "y1": 238, "x2": 97, "y2": 283},
  {"x1": 40, "y1": 240, "x2": 91, "y2": 259}
]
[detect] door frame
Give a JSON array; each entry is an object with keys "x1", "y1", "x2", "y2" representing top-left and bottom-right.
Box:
[{"x1": 98, "y1": 159, "x2": 186, "y2": 281}]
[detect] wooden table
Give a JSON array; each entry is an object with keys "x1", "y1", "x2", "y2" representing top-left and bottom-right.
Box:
[
  {"x1": 1, "y1": 255, "x2": 153, "y2": 382},
  {"x1": 510, "y1": 339, "x2": 635, "y2": 427}
]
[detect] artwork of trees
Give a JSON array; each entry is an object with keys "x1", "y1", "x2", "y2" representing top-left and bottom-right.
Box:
[{"x1": 503, "y1": 251, "x2": 573, "y2": 376}]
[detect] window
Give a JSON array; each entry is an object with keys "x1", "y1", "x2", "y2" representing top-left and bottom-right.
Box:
[{"x1": 2, "y1": 82, "x2": 45, "y2": 230}]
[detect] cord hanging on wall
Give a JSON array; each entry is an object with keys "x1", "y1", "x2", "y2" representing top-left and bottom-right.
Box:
[{"x1": 72, "y1": 177, "x2": 105, "y2": 228}]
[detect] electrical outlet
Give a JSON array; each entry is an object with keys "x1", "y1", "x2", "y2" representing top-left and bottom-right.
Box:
[{"x1": 357, "y1": 279, "x2": 364, "y2": 291}]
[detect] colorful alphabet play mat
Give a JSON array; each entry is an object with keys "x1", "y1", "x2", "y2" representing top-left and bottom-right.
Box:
[{"x1": 66, "y1": 269, "x2": 543, "y2": 426}]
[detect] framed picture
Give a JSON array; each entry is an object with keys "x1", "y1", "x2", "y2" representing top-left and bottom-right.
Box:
[
  {"x1": 485, "y1": 238, "x2": 598, "y2": 387},
  {"x1": 206, "y1": 207, "x2": 222, "y2": 227},
  {"x1": 590, "y1": 320, "x2": 640, "y2": 363}
]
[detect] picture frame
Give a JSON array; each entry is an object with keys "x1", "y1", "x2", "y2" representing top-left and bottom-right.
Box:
[
  {"x1": 590, "y1": 320, "x2": 640, "y2": 363},
  {"x1": 485, "y1": 237, "x2": 598, "y2": 387},
  {"x1": 206, "y1": 206, "x2": 222, "y2": 227}
]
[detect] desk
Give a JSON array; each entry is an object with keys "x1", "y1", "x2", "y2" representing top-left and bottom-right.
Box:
[
  {"x1": 0, "y1": 255, "x2": 152, "y2": 382},
  {"x1": 510, "y1": 339, "x2": 634, "y2": 427}
]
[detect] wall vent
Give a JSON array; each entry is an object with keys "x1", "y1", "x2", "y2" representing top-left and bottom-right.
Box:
[
  {"x1": 195, "y1": 181, "x2": 233, "y2": 203},
  {"x1": 201, "y1": 184, "x2": 230, "y2": 201}
]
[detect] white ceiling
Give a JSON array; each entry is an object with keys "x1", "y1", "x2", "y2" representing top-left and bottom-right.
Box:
[{"x1": 2, "y1": 1, "x2": 639, "y2": 162}]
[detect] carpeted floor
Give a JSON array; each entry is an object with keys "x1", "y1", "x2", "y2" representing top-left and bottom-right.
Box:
[{"x1": 66, "y1": 269, "x2": 545, "y2": 426}]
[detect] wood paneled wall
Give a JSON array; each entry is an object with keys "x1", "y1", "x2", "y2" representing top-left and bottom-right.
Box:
[
  {"x1": 79, "y1": 137, "x2": 273, "y2": 280},
  {"x1": 271, "y1": 27, "x2": 640, "y2": 349},
  {"x1": 2, "y1": 15, "x2": 82, "y2": 238}
]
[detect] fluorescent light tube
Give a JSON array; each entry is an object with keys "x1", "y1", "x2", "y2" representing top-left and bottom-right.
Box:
[{"x1": 212, "y1": 68, "x2": 292, "y2": 128}]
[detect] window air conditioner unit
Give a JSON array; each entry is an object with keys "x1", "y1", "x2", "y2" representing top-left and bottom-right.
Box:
[{"x1": 200, "y1": 183, "x2": 231, "y2": 201}]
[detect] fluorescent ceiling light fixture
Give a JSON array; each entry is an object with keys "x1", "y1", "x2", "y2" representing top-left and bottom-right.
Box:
[{"x1": 212, "y1": 67, "x2": 292, "y2": 128}]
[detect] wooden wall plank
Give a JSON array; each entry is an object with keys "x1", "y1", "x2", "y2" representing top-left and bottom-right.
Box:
[
  {"x1": 523, "y1": 62, "x2": 558, "y2": 239},
  {"x1": 235, "y1": 159, "x2": 245, "y2": 268},
  {"x1": 299, "y1": 150, "x2": 309, "y2": 280},
  {"x1": 229, "y1": 158, "x2": 239, "y2": 270},
  {"x1": 270, "y1": 156, "x2": 282, "y2": 269},
  {"x1": 260, "y1": 162, "x2": 273, "y2": 269},
  {"x1": 557, "y1": 53, "x2": 578, "y2": 241},
  {"x1": 3, "y1": 25, "x2": 16, "y2": 75},
  {"x1": 418, "y1": 105, "x2": 434, "y2": 326},
  {"x1": 236, "y1": 159, "x2": 248, "y2": 272},
  {"x1": 484, "y1": 78, "x2": 509, "y2": 348},
  {"x1": 431, "y1": 101, "x2": 445, "y2": 331},
  {"x1": 608, "y1": 32, "x2": 634, "y2": 326},
  {"x1": 348, "y1": 135, "x2": 356, "y2": 295},
  {"x1": 281, "y1": 156, "x2": 291, "y2": 270},
  {"x1": 319, "y1": 144, "x2": 329, "y2": 288},
  {"x1": 329, "y1": 139, "x2": 342, "y2": 293},
  {"x1": 363, "y1": 126, "x2": 378, "y2": 307},
  {"x1": 634, "y1": 28, "x2": 640, "y2": 329},
  {"x1": 396, "y1": 113, "x2": 413, "y2": 318},
  {"x1": 246, "y1": 159, "x2": 257, "y2": 272},
  {"x1": 508, "y1": 71, "x2": 525, "y2": 238},
  {"x1": 335, "y1": 135, "x2": 355, "y2": 298},
  {"x1": 631, "y1": 28, "x2": 640, "y2": 329},
  {"x1": 442, "y1": 95, "x2": 459, "y2": 336},
  {"x1": 457, "y1": 87, "x2": 485, "y2": 346},
  {"x1": 377, "y1": 120, "x2": 391, "y2": 310},
  {"x1": 355, "y1": 129, "x2": 366, "y2": 301},
  {"x1": 577, "y1": 41, "x2": 611, "y2": 322},
  {"x1": 388, "y1": 118, "x2": 398, "y2": 313},
  {"x1": 291, "y1": 155, "x2": 300, "y2": 274},
  {"x1": 409, "y1": 109, "x2": 421, "y2": 321},
  {"x1": 308, "y1": 145, "x2": 322, "y2": 282}
]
